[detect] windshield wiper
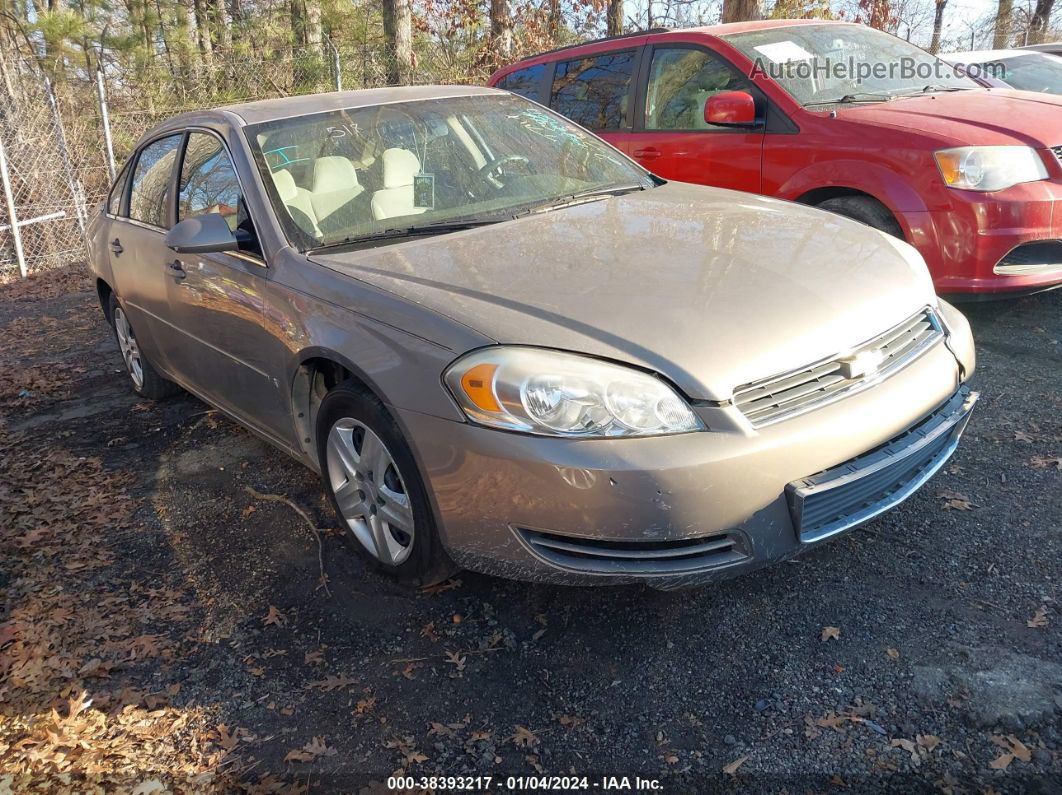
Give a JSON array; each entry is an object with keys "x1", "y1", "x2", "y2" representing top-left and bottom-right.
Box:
[
  {"x1": 516, "y1": 183, "x2": 650, "y2": 217},
  {"x1": 896, "y1": 84, "x2": 973, "y2": 96},
  {"x1": 805, "y1": 92, "x2": 894, "y2": 107},
  {"x1": 308, "y1": 218, "x2": 503, "y2": 252}
]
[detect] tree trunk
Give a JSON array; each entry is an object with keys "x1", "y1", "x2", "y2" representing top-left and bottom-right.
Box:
[
  {"x1": 193, "y1": 0, "x2": 214, "y2": 60},
  {"x1": 929, "y1": 0, "x2": 947, "y2": 53},
  {"x1": 382, "y1": 0, "x2": 412, "y2": 85},
  {"x1": 290, "y1": 0, "x2": 307, "y2": 48},
  {"x1": 722, "y1": 0, "x2": 761, "y2": 24},
  {"x1": 1029, "y1": 0, "x2": 1055, "y2": 43},
  {"x1": 993, "y1": 0, "x2": 1013, "y2": 46},
  {"x1": 607, "y1": 0, "x2": 623, "y2": 35},
  {"x1": 490, "y1": 0, "x2": 513, "y2": 62},
  {"x1": 305, "y1": 0, "x2": 322, "y2": 50},
  {"x1": 213, "y1": 0, "x2": 232, "y2": 50}
]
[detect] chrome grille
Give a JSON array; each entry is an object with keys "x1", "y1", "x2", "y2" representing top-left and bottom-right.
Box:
[
  {"x1": 733, "y1": 308, "x2": 944, "y2": 428},
  {"x1": 1051, "y1": 145, "x2": 1062, "y2": 166}
]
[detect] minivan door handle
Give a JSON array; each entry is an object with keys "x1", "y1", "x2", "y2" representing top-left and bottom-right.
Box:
[
  {"x1": 633, "y1": 147, "x2": 661, "y2": 160},
  {"x1": 167, "y1": 259, "x2": 186, "y2": 281},
  {"x1": 110, "y1": 238, "x2": 123, "y2": 256}
]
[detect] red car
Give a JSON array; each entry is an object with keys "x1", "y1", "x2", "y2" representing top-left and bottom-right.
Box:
[{"x1": 489, "y1": 20, "x2": 1062, "y2": 297}]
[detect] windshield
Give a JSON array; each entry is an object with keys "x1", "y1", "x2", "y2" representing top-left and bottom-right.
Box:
[
  {"x1": 246, "y1": 93, "x2": 653, "y2": 250},
  {"x1": 991, "y1": 54, "x2": 1062, "y2": 94},
  {"x1": 723, "y1": 24, "x2": 977, "y2": 106}
]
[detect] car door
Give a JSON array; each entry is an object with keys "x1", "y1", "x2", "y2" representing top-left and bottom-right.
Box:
[
  {"x1": 625, "y1": 43, "x2": 765, "y2": 193},
  {"x1": 107, "y1": 133, "x2": 185, "y2": 373},
  {"x1": 545, "y1": 46, "x2": 645, "y2": 154},
  {"x1": 161, "y1": 129, "x2": 297, "y2": 445}
]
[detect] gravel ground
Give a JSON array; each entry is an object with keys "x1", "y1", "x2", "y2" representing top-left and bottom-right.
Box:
[{"x1": 1, "y1": 269, "x2": 1059, "y2": 793}]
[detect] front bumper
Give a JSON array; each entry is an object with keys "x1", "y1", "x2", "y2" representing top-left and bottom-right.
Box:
[
  {"x1": 398, "y1": 341, "x2": 974, "y2": 588},
  {"x1": 906, "y1": 177, "x2": 1062, "y2": 295}
]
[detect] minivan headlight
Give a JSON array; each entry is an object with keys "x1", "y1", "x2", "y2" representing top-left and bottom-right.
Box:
[
  {"x1": 934, "y1": 146, "x2": 1048, "y2": 192},
  {"x1": 444, "y1": 347, "x2": 704, "y2": 437}
]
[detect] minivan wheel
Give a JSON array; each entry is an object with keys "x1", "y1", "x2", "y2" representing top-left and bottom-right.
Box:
[
  {"x1": 816, "y1": 196, "x2": 904, "y2": 239},
  {"x1": 317, "y1": 381, "x2": 457, "y2": 587},
  {"x1": 107, "y1": 294, "x2": 178, "y2": 400}
]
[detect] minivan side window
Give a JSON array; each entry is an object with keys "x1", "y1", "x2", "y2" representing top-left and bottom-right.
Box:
[
  {"x1": 550, "y1": 51, "x2": 636, "y2": 130},
  {"x1": 128, "y1": 134, "x2": 182, "y2": 228},
  {"x1": 178, "y1": 132, "x2": 260, "y2": 256},
  {"x1": 496, "y1": 64, "x2": 546, "y2": 101},
  {"x1": 645, "y1": 48, "x2": 755, "y2": 130}
]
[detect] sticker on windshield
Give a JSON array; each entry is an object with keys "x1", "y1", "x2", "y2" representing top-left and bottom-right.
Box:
[
  {"x1": 753, "y1": 41, "x2": 815, "y2": 64},
  {"x1": 413, "y1": 173, "x2": 435, "y2": 209}
]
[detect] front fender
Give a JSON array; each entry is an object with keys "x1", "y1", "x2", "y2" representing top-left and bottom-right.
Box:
[{"x1": 777, "y1": 159, "x2": 930, "y2": 217}]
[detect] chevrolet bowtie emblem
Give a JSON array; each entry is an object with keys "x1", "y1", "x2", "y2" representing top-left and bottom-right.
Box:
[{"x1": 839, "y1": 349, "x2": 885, "y2": 379}]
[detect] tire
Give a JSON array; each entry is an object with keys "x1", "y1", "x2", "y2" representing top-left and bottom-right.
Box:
[
  {"x1": 107, "y1": 293, "x2": 179, "y2": 400},
  {"x1": 816, "y1": 195, "x2": 904, "y2": 239},
  {"x1": 316, "y1": 380, "x2": 457, "y2": 588}
]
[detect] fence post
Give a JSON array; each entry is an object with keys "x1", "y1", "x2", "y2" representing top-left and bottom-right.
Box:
[
  {"x1": 0, "y1": 133, "x2": 27, "y2": 279},
  {"x1": 43, "y1": 75, "x2": 88, "y2": 233},
  {"x1": 96, "y1": 67, "x2": 116, "y2": 183},
  {"x1": 328, "y1": 38, "x2": 342, "y2": 92}
]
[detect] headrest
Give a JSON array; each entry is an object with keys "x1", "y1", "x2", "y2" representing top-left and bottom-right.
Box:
[
  {"x1": 380, "y1": 148, "x2": 421, "y2": 189},
  {"x1": 271, "y1": 168, "x2": 297, "y2": 202},
  {"x1": 312, "y1": 156, "x2": 359, "y2": 194}
]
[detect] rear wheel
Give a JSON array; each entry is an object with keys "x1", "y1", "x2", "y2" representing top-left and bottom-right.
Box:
[
  {"x1": 816, "y1": 195, "x2": 904, "y2": 239},
  {"x1": 108, "y1": 294, "x2": 178, "y2": 400},
  {"x1": 317, "y1": 381, "x2": 457, "y2": 587}
]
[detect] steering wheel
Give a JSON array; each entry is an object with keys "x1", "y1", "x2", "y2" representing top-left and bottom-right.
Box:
[{"x1": 472, "y1": 155, "x2": 530, "y2": 194}]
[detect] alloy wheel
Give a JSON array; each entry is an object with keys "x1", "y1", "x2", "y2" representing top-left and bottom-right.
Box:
[
  {"x1": 325, "y1": 417, "x2": 415, "y2": 566},
  {"x1": 113, "y1": 307, "x2": 144, "y2": 390}
]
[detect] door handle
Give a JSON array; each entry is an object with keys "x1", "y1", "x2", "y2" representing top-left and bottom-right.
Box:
[
  {"x1": 167, "y1": 259, "x2": 187, "y2": 280},
  {"x1": 633, "y1": 148, "x2": 661, "y2": 160},
  {"x1": 110, "y1": 238, "x2": 123, "y2": 256}
]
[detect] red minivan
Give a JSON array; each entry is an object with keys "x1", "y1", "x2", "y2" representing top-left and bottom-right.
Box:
[{"x1": 489, "y1": 20, "x2": 1062, "y2": 297}]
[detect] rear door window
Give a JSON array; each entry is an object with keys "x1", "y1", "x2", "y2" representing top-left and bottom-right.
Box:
[
  {"x1": 496, "y1": 64, "x2": 546, "y2": 101},
  {"x1": 549, "y1": 51, "x2": 637, "y2": 130},
  {"x1": 128, "y1": 134, "x2": 182, "y2": 228}
]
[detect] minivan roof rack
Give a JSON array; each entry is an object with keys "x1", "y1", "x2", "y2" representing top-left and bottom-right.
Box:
[{"x1": 519, "y1": 28, "x2": 671, "y2": 61}]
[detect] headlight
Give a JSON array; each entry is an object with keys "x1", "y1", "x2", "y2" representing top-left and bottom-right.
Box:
[
  {"x1": 444, "y1": 347, "x2": 704, "y2": 437},
  {"x1": 934, "y1": 146, "x2": 1048, "y2": 192}
]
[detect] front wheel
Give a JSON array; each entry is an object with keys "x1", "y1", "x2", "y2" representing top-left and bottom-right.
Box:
[
  {"x1": 816, "y1": 195, "x2": 904, "y2": 239},
  {"x1": 108, "y1": 294, "x2": 179, "y2": 400},
  {"x1": 317, "y1": 381, "x2": 457, "y2": 587}
]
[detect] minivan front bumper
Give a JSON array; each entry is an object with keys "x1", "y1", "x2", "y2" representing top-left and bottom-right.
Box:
[{"x1": 397, "y1": 341, "x2": 975, "y2": 588}]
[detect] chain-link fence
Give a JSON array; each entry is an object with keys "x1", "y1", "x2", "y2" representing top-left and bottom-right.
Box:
[{"x1": 0, "y1": 41, "x2": 495, "y2": 281}]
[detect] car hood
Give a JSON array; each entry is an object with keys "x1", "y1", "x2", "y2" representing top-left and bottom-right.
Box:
[
  {"x1": 837, "y1": 89, "x2": 1062, "y2": 147},
  {"x1": 311, "y1": 183, "x2": 937, "y2": 402}
]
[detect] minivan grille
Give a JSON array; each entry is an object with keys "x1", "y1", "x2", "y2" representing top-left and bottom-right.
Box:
[
  {"x1": 732, "y1": 308, "x2": 944, "y2": 428},
  {"x1": 515, "y1": 528, "x2": 749, "y2": 575},
  {"x1": 1051, "y1": 145, "x2": 1062, "y2": 167}
]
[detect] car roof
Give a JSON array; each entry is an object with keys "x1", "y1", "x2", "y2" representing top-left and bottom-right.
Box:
[
  {"x1": 167, "y1": 85, "x2": 504, "y2": 128},
  {"x1": 941, "y1": 48, "x2": 1041, "y2": 63},
  {"x1": 690, "y1": 18, "x2": 848, "y2": 37}
]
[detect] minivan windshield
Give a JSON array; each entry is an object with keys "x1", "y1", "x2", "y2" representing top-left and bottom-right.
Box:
[
  {"x1": 246, "y1": 93, "x2": 653, "y2": 251},
  {"x1": 989, "y1": 53, "x2": 1062, "y2": 93},
  {"x1": 724, "y1": 24, "x2": 977, "y2": 106}
]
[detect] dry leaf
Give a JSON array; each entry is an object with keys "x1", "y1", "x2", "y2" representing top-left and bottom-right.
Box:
[
  {"x1": 512, "y1": 725, "x2": 539, "y2": 748},
  {"x1": 444, "y1": 650, "x2": 467, "y2": 671},
  {"x1": 1026, "y1": 606, "x2": 1049, "y2": 628},
  {"x1": 989, "y1": 752, "x2": 1014, "y2": 770},
  {"x1": 821, "y1": 626, "x2": 841, "y2": 641},
  {"x1": 1028, "y1": 455, "x2": 1062, "y2": 470},
  {"x1": 722, "y1": 755, "x2": 748, "y2": 776},
  {"x1": 263, "y1": 606, "x2": 285, "y2": 627},
  {"x1": 886, "y1": 647, "x2": 900, "y2": 659},
  {"x1": 1013, "y1": 431, "x2": 1035, "y2": 443},
  {"x1": 304, "y1": 649, "x2": 325, "y2": 665},
  {"x1": 306, "y1": 674, "x2": 358, "y2": 691}
]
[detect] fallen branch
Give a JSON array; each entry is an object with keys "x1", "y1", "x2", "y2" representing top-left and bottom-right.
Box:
[{"x1": 244, "y1": 486, "x2": 331, "y2": 597}]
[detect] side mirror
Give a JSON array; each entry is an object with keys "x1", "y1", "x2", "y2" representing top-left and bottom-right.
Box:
[
  {"x1": 164, "y1": 213, "x2": 239, "y2": 254},
  {"x1": 705, "y1": 91, "x2": 758, "y2": 127}
]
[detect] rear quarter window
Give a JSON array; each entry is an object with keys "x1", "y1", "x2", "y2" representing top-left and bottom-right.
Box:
[{"x1": 495, "y1": 64, "x2": 546, "y2": 102}]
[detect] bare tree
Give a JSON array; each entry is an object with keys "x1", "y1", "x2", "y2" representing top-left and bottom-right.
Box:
[
  {"x1": 722, "y1": 0, "x2": 762, "y2": 24},
  {"x1": 382, "y1": 0, "x2": 413, "y2": 84},
  {"x1": 1028, "y1": 0, "x2": 1056, "y2": 42},
  {"x1": 490, "y1": 0, "x2": 513, "y2": 61},
  {"x1": 607, "y1": 0, "x2": 623, "y2": 34},
  {"x1": 929, "y1": 0, "x2": 947, "y2": 52},
  {"x1": 993, "y1": 0, "x2": 1014, "y2": 45}
]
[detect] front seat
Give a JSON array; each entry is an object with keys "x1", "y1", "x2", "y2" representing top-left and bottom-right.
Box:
[
  {"x1": 371, "y1": 148, "x2": 427, "y2": 221},
  {"x1": 271, "y1": 168, "x2": 320, "y2": 237},
  {"x1": 310, "y1": 156, "x2": 365, "y2": 222}
]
